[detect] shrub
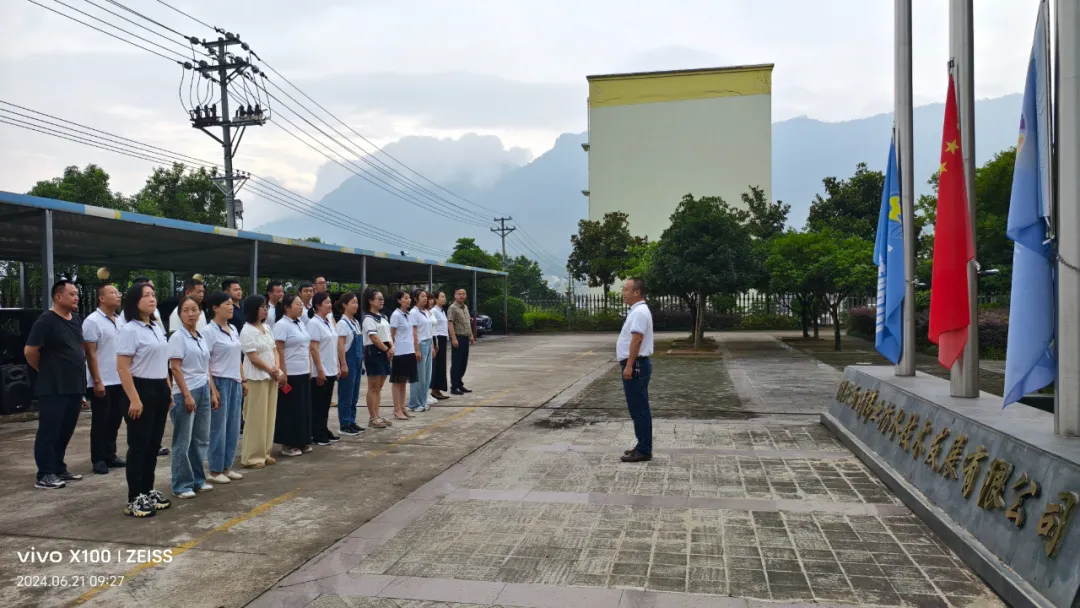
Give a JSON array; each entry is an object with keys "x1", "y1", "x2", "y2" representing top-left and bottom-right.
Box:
[
  {"x1": 481, "y1": 295, "x2": 525, "y2": 333},
  {"x1": 524, "y1": 310, "x2": 567, "y2": 332},
  {"x1": 736, "y1": 313, "x2": 800, "y2": 331},
  {"x1": 847, "y1": 306, "x2": 875, "y2": 339},
  {"x1": 851, "y1": 305, "x2": 1009, "y2": 359},
  {"x1": 573, "y1": 310, "x2": 625, "y2": 332}
]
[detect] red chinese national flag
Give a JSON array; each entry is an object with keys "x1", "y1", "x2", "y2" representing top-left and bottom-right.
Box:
[{"x1": 928, "y1": 75, "x2": 975, "y2": 369}]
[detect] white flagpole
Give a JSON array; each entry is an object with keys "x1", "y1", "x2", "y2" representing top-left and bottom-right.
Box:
[{"x1": 896, "y1": 0, "x2": 916, "y2": 377}]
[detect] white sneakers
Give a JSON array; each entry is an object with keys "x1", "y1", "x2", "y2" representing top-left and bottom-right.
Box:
[
  {"x1": 282, "y1": 447, "x2": 302, "y2": 457},
  {"x1": 196, "y1": 483, "x2": 213, "y2": 492},
  {"x1": 174, "y1": 490, "x2": 196, "y2": 499},
  {"x1": 225, "y1": 470, "x2": 243, "y2": 480},
  {"x1": 206, "y1": 473, "x2": 230, "y2": 484}
]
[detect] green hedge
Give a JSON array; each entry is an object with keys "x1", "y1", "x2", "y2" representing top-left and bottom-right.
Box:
[
  {"x1": 735, "y1": 314, "x2": 801, "y2": 330},
  {"x1": 524, "y1": 310, "x2": 567, "y2": 332}
]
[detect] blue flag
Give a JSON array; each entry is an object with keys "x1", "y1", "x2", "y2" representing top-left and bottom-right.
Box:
[
  {"x1": 1004, "y1": 3, "x2": 1055, "y2": 407},
  {"x1": 873, "y1": 136, "x2": 904, "y2": 364}
]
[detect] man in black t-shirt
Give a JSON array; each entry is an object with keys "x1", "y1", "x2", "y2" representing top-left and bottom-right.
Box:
[{"x1": 24, "y1": 279, "x2": 87, "y2": 490}]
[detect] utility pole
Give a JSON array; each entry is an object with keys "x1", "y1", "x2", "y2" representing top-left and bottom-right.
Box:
[
  {"x1": 186, "y1": 31, "x2": 268, "y2": 229},
  {"x1": 491, "y1": 217, "x2": 515, "y2": 334},
  {"x1": 491, "y1": 217, "x2": 516, "y2": 269}
]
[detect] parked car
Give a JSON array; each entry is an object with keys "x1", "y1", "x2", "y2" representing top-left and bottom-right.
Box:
[{"x1": 473, "y1": 314, "x2": 492, "y2": 337}]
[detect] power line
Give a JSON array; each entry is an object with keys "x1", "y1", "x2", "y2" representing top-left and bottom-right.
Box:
[
  {"x1": 257, "y1": 62, "x2": 504, "y2": 220},
  {"x1": 0, "y1": 109, "x2": 450, "y2": 258},
  {"x1": 21, "y1": 0, "x2": 566, "y2": 266},
  {"x1": 103, "y1": 0, "x2": 189, "y2": 39},
  {"x1": 25, "y1": 0, "x2": 184, "y2": 64},
  {"x1": 76, "y1": 0, "x2": 204, "y2": 56},
  {"x1": 257, "y1": 81, "x2": 492, "y2": 224},
  {"x1": 153, "y1": 0, "x2": 215, "y2": 33},
  {"x1": 34, "y1": 0, "x2": 190, "y2": 62},
  {"x1": 255, "y1": 92, "x2": 491, "y2": 229}
]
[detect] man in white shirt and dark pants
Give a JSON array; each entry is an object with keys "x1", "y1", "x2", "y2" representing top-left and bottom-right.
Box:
[{"x1": 617, "y1": 277, "x2": 654, "y2": 463}]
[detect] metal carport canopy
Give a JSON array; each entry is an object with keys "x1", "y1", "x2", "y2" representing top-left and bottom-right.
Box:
[{"x1": 0, "y1": 190, "x2": 506, "y2": 290}]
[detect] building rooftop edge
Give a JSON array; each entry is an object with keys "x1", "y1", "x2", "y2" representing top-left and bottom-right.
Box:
[{"x1": 586, "y1": 63, "x2": 774, "y2": 82}]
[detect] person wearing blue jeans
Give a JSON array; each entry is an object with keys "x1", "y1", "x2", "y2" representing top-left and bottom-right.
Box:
[
  {"x1": 167, "y1": 296, "x2": 213, "y2": 498},
  {"x1": 334, "y1": 293, "x2": 365, "y2": 435},
  {"x1": 407, "y1": 289, "x2": 433, "y2": 412},
  {"x1": 170, "y1": 384, "x2": 211, "y2": 495},
  {"x1": 204, "y1": 291, "x2": 246, "y2": 484},
  {"x1": 617, "y1": 278, "x2": 655, "y2": 463}
]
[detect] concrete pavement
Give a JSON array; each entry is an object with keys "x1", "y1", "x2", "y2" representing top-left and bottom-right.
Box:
[
  {"x1": 256, "y1": 333, "x2": 1003, "y2": 608},
  {"x1": 0, "y1": 334, "x2": 613, "y2": 608}
]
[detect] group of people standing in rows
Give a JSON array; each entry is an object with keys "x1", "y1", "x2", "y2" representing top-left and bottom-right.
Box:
[{"x1": 24, "y1": 275, "x2": 478, "y2": 520}]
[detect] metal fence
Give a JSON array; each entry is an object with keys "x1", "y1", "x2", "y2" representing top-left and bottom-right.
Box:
[{"x1": 522, "y1": 292, "x2": 1004, "y2": 327}]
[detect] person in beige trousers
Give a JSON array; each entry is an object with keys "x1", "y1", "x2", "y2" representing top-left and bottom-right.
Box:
[{"x1": 239, "y1": 295, "x2": 285, "y2": 468}]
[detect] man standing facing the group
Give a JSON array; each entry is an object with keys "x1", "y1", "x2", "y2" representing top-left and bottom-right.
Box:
[
  {"x1": 168, "y1": 279, "x2": 206, "y2": 335},
  {"x1": 447, "y1": 288, "x2": 475, "y2": 395},
  {"x1": 265, "y1": 281, "x2": 284, "y2": 327},
  {"x1": 222, "y1": 279, "x2": 245, "y2": 333},
  {"x1": 313, "y1": 276, "x2": 328, "y2": 295},
  {"x1": 84, "y1": 284, "x2": 127, "y2": 475},
  {"x1": 618, "y1": 277, "x2": 654, "y2": 463},
  {"x1": 25, "y1": 280, "x2": 87, "y2": 489}
]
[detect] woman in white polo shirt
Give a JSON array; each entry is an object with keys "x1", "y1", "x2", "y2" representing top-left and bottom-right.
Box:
[
  {"x1": 204, "y1": 292, "x2": 246, "y2": 485},
  {"x1": 388, "y1": 289, "x2": 419, "y2": 421},
  {"x1": 116, "y1": 282, "x2": 171, "y2": 518},
  {"x1": 361, "y1": 288, "x2": 392, "y2": 429},
  {"x1": 273, "y1": 294, "x2": 313, "y2": 456},
  {"x1": 240, "y1": 294, "x2": 285, "y2": 469},
  {"x1": 308, "y1": 292, "x2": 339, "y2": 446},
  {"x1": 428, "y1": 290, "x2": 450, "y2": 401},
  {"x1": 407, "y1": 289, "x2": 433, "y2": 413},
  {"x1": 166, "y1": 296, "x2": 212, "y2": 499}
]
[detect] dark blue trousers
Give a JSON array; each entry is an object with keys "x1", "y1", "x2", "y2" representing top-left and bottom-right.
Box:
[{"x1": 621, "y1": 358, "x2": 652, "y2": 455}]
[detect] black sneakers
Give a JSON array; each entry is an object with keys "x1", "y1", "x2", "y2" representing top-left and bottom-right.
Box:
[
  {"x1": 57, "y1": 471, "x2": 83, "y2": 482},
  {"x1": 124, "y1": 494, "x2": 155, "y2": 517},
  {"x1": 148, "y1": 489, "x2": 171, "y2": 511},
  {"x1": 35, "y1": 474, "x2": 66, "y2": 490},
  {"x1": 327, "y1": 433, "x2": 340, "y2": 443},
  {"x1": 93, "y1": 461, "x2": 109, "y2": 475},
  {"x1": 340, "y1": 424, "x2": 363, "y2": 436}
]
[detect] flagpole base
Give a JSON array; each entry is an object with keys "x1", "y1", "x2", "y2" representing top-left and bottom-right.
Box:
[{"x1": 826, "y1": 366, "x2": 1080, "y2": 608}]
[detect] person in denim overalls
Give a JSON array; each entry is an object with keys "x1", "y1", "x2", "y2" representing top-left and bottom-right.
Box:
[{"x1": 334, "y1": 293, "x2": 365, "y2": 435}]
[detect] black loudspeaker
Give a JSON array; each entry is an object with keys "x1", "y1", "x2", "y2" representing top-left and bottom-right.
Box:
[{"x1": 0, "y1": 364, "x2": 33, "y2": 415}]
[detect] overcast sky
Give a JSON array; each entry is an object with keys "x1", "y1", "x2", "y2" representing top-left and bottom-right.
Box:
[{"x1": 0, "y1": 0, "x2": 1044, "y2": 226}]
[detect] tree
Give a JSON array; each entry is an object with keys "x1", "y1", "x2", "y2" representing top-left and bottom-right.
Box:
[
  {"x1": 742, "y1": 185, "x2": 790, "y2": 241},
  {"x1": 301, "y1": 236, "x2": 324, "y2": 243},
  {"x1": 447, "y1": 238, "x2": 501, "y2": 270},
  {"x1": 913, "y1": 147, "x2": 1017, "y2": 298},
  {"x1": 28, "y1": 164, "x2": 129, "y2": 211},
  {"x1": 649, "y1": 194, "x2": 762, "y2": 350},
  {"x1": 764, "y1": 231, "x2": 825, "y2": 338},
  {"x1": 806, "y1": 163, "x2": 885, "y2": 241},
  {"x1": 567, "y1": 211, "x2": 646, "y2": 298},
  {"x1": 505, "y1": 255, "x2": 557, "y2": 300},
  {"x1": 132, "y1": 163, "x2": 227, "y2": 226},
  {"x1": 4, "y1": 165, "x2": 131, "y2": 292},
  {"x1": 623, "y1": 241, "x2": 658, "y2": 281},
  {"x1": 741, "y1": 185, "x2": 790, "y2": 311},
  {"x1": 817, "y1": 233, "x2": 876, "y2": 351}
]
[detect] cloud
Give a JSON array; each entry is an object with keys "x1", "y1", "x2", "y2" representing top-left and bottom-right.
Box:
[{"x1": 300, "y1": 72, "x2": 584, "y2": 132}]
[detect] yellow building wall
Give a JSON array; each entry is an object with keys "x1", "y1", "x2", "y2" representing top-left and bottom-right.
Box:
[{"x1": 584, "y1": 65, "x2": 773, "y2": 292}]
